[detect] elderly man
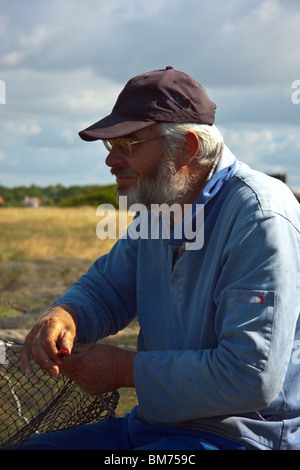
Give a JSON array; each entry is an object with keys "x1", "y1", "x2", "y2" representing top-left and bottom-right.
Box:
[{"x1": 20, "y1": 67, "x2": 300, "y2": 450}]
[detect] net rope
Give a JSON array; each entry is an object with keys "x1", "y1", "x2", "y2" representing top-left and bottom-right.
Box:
[{"x1": 0, "y1": 340, "x2": 119, "y2": 449}]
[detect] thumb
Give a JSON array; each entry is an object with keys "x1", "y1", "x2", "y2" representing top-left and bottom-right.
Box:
[{"x1": 57, "y1": 330, "x2": 76, "y2": 358}]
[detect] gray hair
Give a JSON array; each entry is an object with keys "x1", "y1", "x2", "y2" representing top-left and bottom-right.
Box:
[{"x1": 158, "y1": 122, "x2": 224, "y2": 169}]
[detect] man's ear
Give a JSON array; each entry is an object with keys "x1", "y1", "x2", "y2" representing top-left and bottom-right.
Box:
[{"x1": 178, "y1": 132, "x2": 200, "y2": 168}]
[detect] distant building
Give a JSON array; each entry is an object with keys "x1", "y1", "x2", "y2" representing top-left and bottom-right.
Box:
[
  {"x1": 292, "y1": 188, "x2": 300, "y2": 203},
  {"x1": 269, "y1": 173, "x2": 287, "y2": 184},
  {"x1": 22, "y1": 196, "x2": 43, "y2": 207}
]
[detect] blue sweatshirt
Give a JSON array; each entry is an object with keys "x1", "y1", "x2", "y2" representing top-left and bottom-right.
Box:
[{"x1": 53, "y1": 147, "x2": 300, "y2": 450}]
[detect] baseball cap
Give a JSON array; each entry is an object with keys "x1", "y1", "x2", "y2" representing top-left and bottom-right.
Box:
[{"x1": 79, "y1": 66, "x2": 216, "y2": 141}]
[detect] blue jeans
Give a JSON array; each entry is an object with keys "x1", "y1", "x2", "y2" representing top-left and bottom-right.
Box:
[{"x1": 17, "y1": 407, "x2": 245, "y2": 450}]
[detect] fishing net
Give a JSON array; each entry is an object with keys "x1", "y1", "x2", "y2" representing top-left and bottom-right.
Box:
[{"x1": 0, "y1": 340, "x2": 119, "y2": 449}]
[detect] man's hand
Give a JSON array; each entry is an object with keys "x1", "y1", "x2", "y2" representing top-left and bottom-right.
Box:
[
  {"x1": 60, "y1": 343, "x2": 137, "y2": 395},
  {"x1": 20, "y1": 305, "x2": 78, "y2": 378}
]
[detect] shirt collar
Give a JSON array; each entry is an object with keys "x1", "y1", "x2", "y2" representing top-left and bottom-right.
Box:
[{"x1": 168, "y1": 146, "x2": 238, "y2": 246}]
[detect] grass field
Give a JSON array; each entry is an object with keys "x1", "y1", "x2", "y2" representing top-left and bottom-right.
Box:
[
  {"x1": 0, "y1": 206, "x2": 138, "y2": 417},
  {"x1": 0, "y1": 206, "x2": 126, "y2": 261}
]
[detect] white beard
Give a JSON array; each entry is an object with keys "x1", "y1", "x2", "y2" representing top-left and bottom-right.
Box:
[{"x1": 114, "y1": 156, "x2": 196, "y2": 209}]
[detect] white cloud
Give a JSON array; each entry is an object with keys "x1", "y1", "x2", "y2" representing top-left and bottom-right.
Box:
[
  {"x1": 1, "y1": 24, "x2": 58, "y2": 67},
  {"x1": 1, "y1": 51, "x2": 24, "y2": 67},
  {"x1": 0, "y1": 0, "x2": 299, "y2": 188},
  {"x1": 5, "y1": 121, "x2": 41, "y2": 135},
  {"x1": 63, "y1": 74, "x2": 122, "y2": 115},
  {"x1": 19, "y1": 25, "x2": 50, "y2": 49},
  {"x1": 7, "y1": 67, "x2": 120, "y2": 110},
  {"x1": 221, "y1": 123, "x2": 300, "y2": 187}
]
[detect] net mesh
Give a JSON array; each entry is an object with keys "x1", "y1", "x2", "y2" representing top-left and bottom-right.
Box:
[{"x1": 0, "y1": 340, "x2": 119, "y2": 449}]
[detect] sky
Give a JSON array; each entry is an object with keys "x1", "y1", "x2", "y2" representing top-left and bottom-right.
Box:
[{"x1": 0, "y1": 0, "x2": 299, "y2": 189}]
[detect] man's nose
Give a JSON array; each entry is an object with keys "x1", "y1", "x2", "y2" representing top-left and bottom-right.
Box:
[{"x1": 105, "y1": 147, "x2": 127, "y2": 168}]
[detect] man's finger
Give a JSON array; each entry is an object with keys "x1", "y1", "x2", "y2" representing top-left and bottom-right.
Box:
[
  {"x1": 57, "y1": 349, "x2": 69, "y2": 358},
  {"x1": 19, "y1": 306, "x2": 77, "y2": 378},
  {"x1": 34, "y1": 337, "x2": 63, "y2": 378},
  {"x1": 20, "y1": 334, "x2": 61, "y2": 378},
  {"x1": 56, "y1": 330, "x2": 76, "y2": 358}
]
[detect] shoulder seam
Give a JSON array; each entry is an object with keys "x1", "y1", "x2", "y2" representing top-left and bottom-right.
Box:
[{"x1": 232, "y1": 175, "x2": 300, "y2": 234}]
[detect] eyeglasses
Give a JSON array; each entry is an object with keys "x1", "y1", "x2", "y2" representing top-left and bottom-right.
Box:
[{"x1": 103, "y1": 135, "x2": 165, "y2": 156}]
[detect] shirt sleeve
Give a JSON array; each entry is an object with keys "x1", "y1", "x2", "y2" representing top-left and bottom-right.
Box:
[
  {"x1": 52, "y1": 234, "x2": 139, "y2": 343},
  {"x1": 133, "y1": 210, "x2": 300, "y2": 424}
]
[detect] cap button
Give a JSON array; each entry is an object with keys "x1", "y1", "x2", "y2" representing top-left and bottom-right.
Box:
[{"x1": 165, "y1": 66, "x2": 173, "y2": 70}]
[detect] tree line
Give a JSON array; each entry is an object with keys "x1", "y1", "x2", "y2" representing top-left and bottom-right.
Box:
[{"x1": 0, "y1": 183, "x2": 118, "y2": 208}]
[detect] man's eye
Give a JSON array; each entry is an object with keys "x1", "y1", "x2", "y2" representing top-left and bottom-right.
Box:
[{"x1": 118, "y1": 141, "x2": 130, "y2": 154}]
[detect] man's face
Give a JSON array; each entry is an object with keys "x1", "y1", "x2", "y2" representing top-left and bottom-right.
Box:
[{"x1": 105, "y1": 125, "x2": 194, "y2": 208}]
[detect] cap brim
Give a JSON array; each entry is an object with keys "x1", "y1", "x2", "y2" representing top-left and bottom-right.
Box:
[{"x1": 78, "y1": 114, "x2": 156, "y2": 141}]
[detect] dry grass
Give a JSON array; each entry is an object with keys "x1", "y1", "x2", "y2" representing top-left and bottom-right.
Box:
[
  {"x1": 0, "y1": 206, "x2": 138, "y2": 417},
  {"x1": 0, "y1": 206, "x2": 132, "y2": 262}
]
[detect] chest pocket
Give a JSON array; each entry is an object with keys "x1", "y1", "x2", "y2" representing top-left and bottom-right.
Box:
[{"x1": 218, "y1": 289, "x2": 275, "y2": 371}]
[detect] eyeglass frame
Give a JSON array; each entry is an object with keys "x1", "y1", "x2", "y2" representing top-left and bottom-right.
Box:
[{"x1": 103, "y1": 134, "x2": 165, "y2": 156}]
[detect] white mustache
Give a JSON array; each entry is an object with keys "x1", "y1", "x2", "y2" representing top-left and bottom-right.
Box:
[{"x1": 110, "y1": 167, "x2": 137, "y2": 178}]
